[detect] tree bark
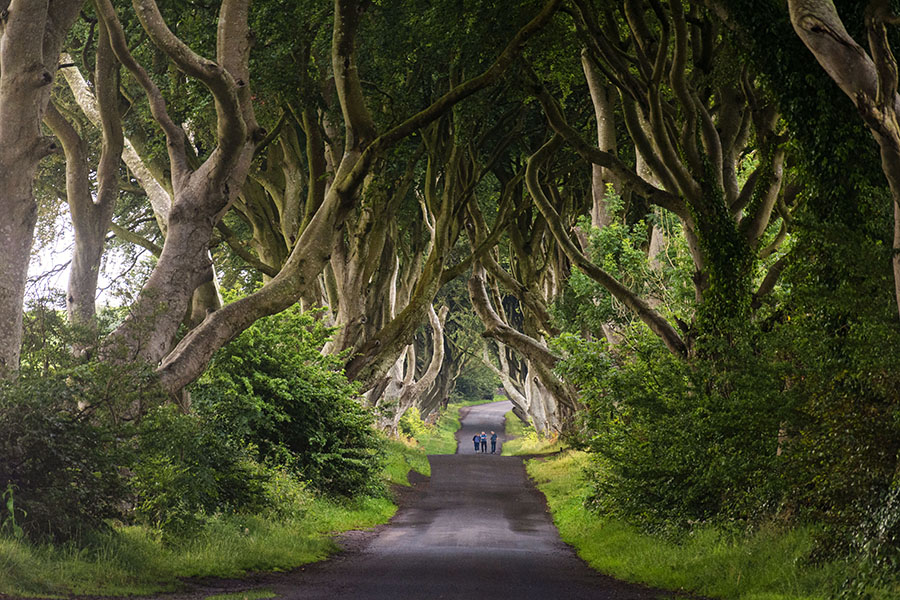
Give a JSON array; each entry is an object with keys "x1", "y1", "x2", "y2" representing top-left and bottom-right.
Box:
[
  {"x1": 789, "y1": 0, "x2": 900, "y2": 321},
  {"x1": 383, "y1": 304, "x2": 448, "y2": 431},
  {"x1": 468, "y1": 262, "x2": 578, "y2": 419},
  {"x1": 0, "y1": 0, "x2": 84, "y2": 375}
]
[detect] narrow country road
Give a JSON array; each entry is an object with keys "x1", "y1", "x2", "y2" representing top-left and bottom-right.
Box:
[{"x1": 265, "y1": 400, "x2": 670, "y2": 599}]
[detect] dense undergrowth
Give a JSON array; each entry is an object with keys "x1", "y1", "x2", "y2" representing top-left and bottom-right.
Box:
[
  {"x1": 527, "y1": 451, "x2": 900, "y2": 600},
  {"x1": 0, "y1": 386, "x2": 484, "y2": 596},
  {"x1": 0, "y1": 307, "x2": 482, "y2": 598}
]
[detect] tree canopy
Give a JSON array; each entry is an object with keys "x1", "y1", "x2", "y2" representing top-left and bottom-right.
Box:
[{"x1": 0, "y1": 0, "x2": 898, "y2": 591}]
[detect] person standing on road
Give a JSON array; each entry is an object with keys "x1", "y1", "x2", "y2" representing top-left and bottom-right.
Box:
[
  {"x1": 473, "y1": 434, "x2": 480, "y2": 453},
  {"x1": 490, "y1": 431, "x2": 497, "y2": 454},
  {"x1": 480, "y1": 431, "x2": 487, "y2": 453}
]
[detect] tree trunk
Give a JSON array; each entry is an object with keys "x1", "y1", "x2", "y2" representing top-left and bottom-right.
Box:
[
  {"x1": 582, "y1": 50, "x2": 617, "y2": 229},
  {"x1": 0, "y1": 0, "x2": 84, "y2": 375}
]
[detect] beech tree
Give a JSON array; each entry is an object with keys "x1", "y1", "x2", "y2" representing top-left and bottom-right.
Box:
[
  {"x1": 0, "y1": 0, "x2": 84, "y2": 375},
  {"x1": 789, "y1": 0, "x2": 900, "y2": 321},
  {"x1": 526, "y1": 0, "x2": 794, "y2": 354}
]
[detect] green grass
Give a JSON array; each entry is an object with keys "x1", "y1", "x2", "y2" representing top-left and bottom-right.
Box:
[
  {"x1": 526, "y1": 450, "x2": 899, "y2": 600},
  {"x1": 0, "y1": 496, "x2": 397, "y2": 598},
  {"x1": 411, "y1": 397, "x2": 500, "y2": 455},
  {"x1": 501, "y1": 410, "x2": 565, "y2": 456},
  {"x1": 0, "y1": 434, "x2": 430, "y2": 598}
]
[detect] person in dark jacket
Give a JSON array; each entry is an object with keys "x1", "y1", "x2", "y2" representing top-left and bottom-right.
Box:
[
  {"x1": 490, "y1": 431, "x2": 498, "y2": 454},
  {"x1": 473, "y1": 434, "x2": 480, "y2": 453}
]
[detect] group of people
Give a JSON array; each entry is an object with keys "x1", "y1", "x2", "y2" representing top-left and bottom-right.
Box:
[{"x1": 473, "y1": 431, "x2": 498, "y2": 454}]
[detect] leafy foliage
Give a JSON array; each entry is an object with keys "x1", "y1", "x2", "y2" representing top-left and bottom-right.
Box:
[
  {"x1": 0, "y1": 366, "x2": 158, "y2": 541},
  {"x1": 191, "y1": 305, "x2": 385, "y2": 497},
  {"x1": 556, "y1": 329, "x2": 789, "y2": 531},
  {"x1": 398, "y1": 406, "x2": 429, "y2": 439},
  {"x1": 130, "y1": 405, "x2": 270, "y2": 536}
]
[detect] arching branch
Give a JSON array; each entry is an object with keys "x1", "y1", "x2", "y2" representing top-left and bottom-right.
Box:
[{"x1": 525, "y1": 135, "x2": 688, "y2": 357}]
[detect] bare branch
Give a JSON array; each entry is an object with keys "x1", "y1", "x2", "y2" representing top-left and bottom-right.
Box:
[
  {"x1": 752, "y1": 254, "x2": 789, "y2": 310},
  {"x1": 532, "y1": 82, "x2": 690, "y2": 219},
  {"x1": 109, "y1": 222, "x2": 163, "y2": 256}
]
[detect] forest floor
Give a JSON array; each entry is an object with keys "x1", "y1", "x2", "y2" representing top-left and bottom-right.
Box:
[{"x1": 96, "y1": 400, "x2": 672, "y2": 600}]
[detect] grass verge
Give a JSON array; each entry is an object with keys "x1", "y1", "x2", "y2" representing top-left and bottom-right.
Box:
[
  {"x1": 382, "y1": 436, "x2": 431, "y2": 482},
  {"x1": 0, "y1": 436, "x2": 431, "y2": 599},
  {"x1": 408, "y1": 397, "x2": 501, "y2": 455},
  {"x1": 526, "y1": 450, "x2": 899, "y2": 600},
  {"x1": 0, "y1": 496, "x2": 396, "y2": 598},
  {"x1": 501, "y1": 410, "x2": 565, "y2": 456}
]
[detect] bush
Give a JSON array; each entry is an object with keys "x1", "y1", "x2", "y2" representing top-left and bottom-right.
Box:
[
  {"x1": 0, "y1": 368, "x2": 151, "y2": 541},
  {"x1": 130, "y1": 405, "x2": 270, "y2": 536},
  {"x1": 191, "y1": 305, "x2": 385, "y2": 498},
  {"x1": 398, "y1": 407, "x2": 429, "y2": 439},
  {"x1": 556, "y1": 330, "x2": 789, "y2": 531}
]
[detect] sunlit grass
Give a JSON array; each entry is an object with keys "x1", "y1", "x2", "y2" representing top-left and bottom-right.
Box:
[
  {"x1": 412, "y1": 397, "x2": 500, "y2": 455},
  {"x1": 382, "y1": 436, "x2": 431, "y2": 483},
  {"x1": 526, "y1": 450, "x2": 899, "y2": 600},
  {"x1": 501, "y1": 410, "x2": 565, "y2": 456}
]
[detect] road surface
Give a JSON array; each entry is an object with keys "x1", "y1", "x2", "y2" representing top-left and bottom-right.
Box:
[{"x1": 262, "y1": 400, "x2": 670, "y2": 599}]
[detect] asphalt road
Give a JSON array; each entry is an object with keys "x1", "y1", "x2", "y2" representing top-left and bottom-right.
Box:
[{"x1": 267, "y1": 400, "x2": 670, "y2": 600}]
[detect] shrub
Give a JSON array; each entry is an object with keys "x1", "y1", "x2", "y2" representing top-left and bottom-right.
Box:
[
  {"x1": 399, "y1": 407, "x2": 429, "y2": 439},
  {"x1": 130, "y1": 404, "x2": 270, "y2": 536},
  {"x1": 191, "y1": 305, "x2": 384, "y2": 498},
  {"x1": 556, "y1": 330, "x2": 789, "y2": 531},
  {"x1": 0, "y1": 369, "x2": 146, "y2": 541}
]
